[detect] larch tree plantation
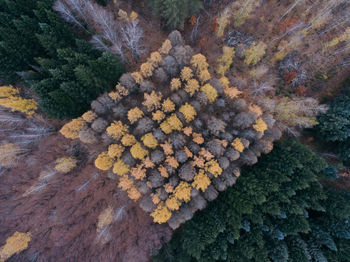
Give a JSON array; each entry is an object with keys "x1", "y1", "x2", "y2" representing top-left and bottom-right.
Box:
[{"x1": 0, "y1": 0, "x2": 349, "y2": 261}]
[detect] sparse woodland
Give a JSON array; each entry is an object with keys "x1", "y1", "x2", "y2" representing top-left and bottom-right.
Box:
[{"x1": 0, "y1": 0, "x2": 350, "y2": 261}]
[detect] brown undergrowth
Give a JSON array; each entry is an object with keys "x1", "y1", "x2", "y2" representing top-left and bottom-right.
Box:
[{"x1": 0, "y1": 135, "x2": 171, "y2": 262}]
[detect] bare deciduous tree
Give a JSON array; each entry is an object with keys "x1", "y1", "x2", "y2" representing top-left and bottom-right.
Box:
[{"x1": 120, "y1": 20, "x2": 145, "y2": 62}]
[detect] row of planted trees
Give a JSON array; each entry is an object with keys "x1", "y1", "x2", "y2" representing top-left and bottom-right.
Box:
[{"x1": 60, "y1": 31, "x2": 282, "y2": 229}]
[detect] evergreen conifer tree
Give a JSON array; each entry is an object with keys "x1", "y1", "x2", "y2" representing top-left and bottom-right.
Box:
[
  {"x1": 148, "y1": 0, "x2": 202, "y2": 29},
  {"x1": 153, "y1": 140, "x2": 350, "y2": 262}
]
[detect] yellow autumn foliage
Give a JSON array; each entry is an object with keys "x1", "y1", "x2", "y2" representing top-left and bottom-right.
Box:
[
  {"x1": 106, "y1": 121, "x2": 128, "y2": 140},
  {"x1": 160, "y1": 121, "x2": 172, "y2": 134},
  {"x1": 184, "y1": 79, "x2": 200, "y2": 97},
  {"x1": 140, "y1": 62, "x2": 154, "y2": 78},
  {"x1": 217, "y1": 46, "x2": 235, "y2": 76},
  {"x1": 108, "y1": 91, "x2": 122, "y2": 102},
  {"x1": 232, "y1": 138, "x2": 244, "y2": 153},
  {"x1": 190, "y1": 54, "x2": 209, "y2": 72},
  {"x1": 131, "y1": 72, "x2": 143, "y2": 84},
  {"x1": 162, "y1": 98, "x2": 175, "y2": 113},
  {"x1": 198, "y1": 69, "x2": 211, "y2": 84},
  {"x1": 204, "y1": 159, "x2": 222, "y2": 178},
  {"x1": 148, "y1": 52, "x2": 162, "y2": 67},
  {"x1": 130, "y1": 142, "x2": 149, "y2": 160},
  {"x1": 130, "y1": 11, "x2": 138, "y2": 20},
  {"x1": 141, "y1": 133, "x2": 158, "y2": 149},
  {"x1": 95, "y1": 152, "x2": 114, "y2": 171},
  {"x1": 192, "y1": 170, "x2": 211, "y2": 191},
  {"x1": 253, "y1": 118, "x2": 268, "y2": 134},
  {"x1": 118, "y1": 9, "x2": 128, "y2": 21},
  {"x1": 173, "y1": 181, "x2": 191, "y2": 203},
  {"x1": 181, "y1": 67, "x2": 193, "y2": 81},
  {"x1": 0, "y1": 85, "x2": 19, "y2": 97},
  {"x1": 82, "y1": 110, "x2": 97, "y2": 123},
  {"x1": 97, "y1": 207, "x2": 114, "y2": 233},
  {"x1": 114, "y1": 84, "x2": 129, "y2": 97},
  {"x1": 151, "y1": 203, "x2": 172, "y2": 224},
  {"x1": 60, "y1": 118, "x2": 86, "y2": 139},
  {"x1": 201, "y1": 84, "x2": 218, "y2": 103},
  {"x1": 232, "y1": 0, "x2": 260, "y2": 27},
  {"x1": 108, "y1": 144, "x2": 124, "y2": 158},
  {"x1": 152, "y1": 110, "x2": 165, "y2": 123},
  {"x1": 121, "y1": 134, "x2": 137, "y2": 146},
  {"x1": 220, "y1": 76, "x2": 230, "y2": 88},
  {"x1": 54, "y1": 157, "x2": 77, "y2": 173},
  {"x1": 165, "y1": 196, "x2": 181, "y2": 211},
  {"x1": 0, "y1": 85, "x2": 37, "y2": 117},
  {"x1": 170, "y1": 78, "x2": 181, "y2": 91},
  {"x1": 216, "y1": 8, "x2": 230, "y2": 37},
  {"x1": 0, "y1": 232, "x2": 31, "y2": 262},
  {"x1": 244, "y1": 42, "x2": 267, "y2": 66},
  {"x1": 166, "y1": 114, "x2": 183, "y2": 131},
  {"x1": 0, "y1": 143, "x2": 21, "y2": 167},
  {"x1": 143, "y1": 91, "x2": 162, "y2": 112},
  {"x1": 128, "y1": 107, "x2": 144, "y2": 124},
  {"x1": 179, "y1": 103, "x2": 197, "y2": 122},
  {"x1": 326, "y1": 28, "x2": 350, "y2": 48},
  {"x1": 113, "y1": 159, "x2": 130, "y2": 176},
  {"x1": 159, "y1": 39, "x2": 172, "y2": 55}
]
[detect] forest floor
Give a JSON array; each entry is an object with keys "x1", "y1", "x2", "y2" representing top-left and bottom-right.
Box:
[
  {"x1": 1, "y1": 0, "x2": 349, "y2": 261},
  {"x1": 0, "y1": 135, "x2": 171, "y2": 262}
]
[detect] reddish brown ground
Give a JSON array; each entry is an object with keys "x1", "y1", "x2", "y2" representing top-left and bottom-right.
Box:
[
  {"x1": 1, "y1": 1, "x2": 349, "y2": 261},
  {"x1": 0, "y1": 135, "x2": 171, "y2": 262}
]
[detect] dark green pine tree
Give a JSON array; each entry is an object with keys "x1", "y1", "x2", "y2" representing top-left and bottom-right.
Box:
[
  {"x1": 318, "y1": 79, "x2": 350, "y2": 165},
  {"x1": 153, "y1": 140, "x2": 350, "y2": 262},
  {"x1": 0, "y1": 0, "x2": 52, "y2": 82},
  {"x1": 147, "y1": 0, "x2": 202, "y2": 29},
  {"x1": 0, "y1": 0, "x2": 125, "y2": 119}
]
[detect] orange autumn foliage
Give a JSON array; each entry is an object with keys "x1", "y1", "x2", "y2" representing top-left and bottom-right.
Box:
[
  {"x1": 193, "y1": 132, "x2": 204, "y2": 144},
  {"x1": 166, "y1": 156, "x2": 179, "y2": 169},
  {"x1": 192, "y1": 170, "x2": 211, "y2": 192},
  {"x1": 160, "y1": 141, "x2": 174, "y2": 155}
]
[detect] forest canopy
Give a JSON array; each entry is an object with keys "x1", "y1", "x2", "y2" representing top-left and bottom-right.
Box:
[
  {"x1": 0, "y1": 0, "x2": 124, "y2": 119},
  {"x1": 153, "y1": 140, "x2": 350, "y2": 262}
]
